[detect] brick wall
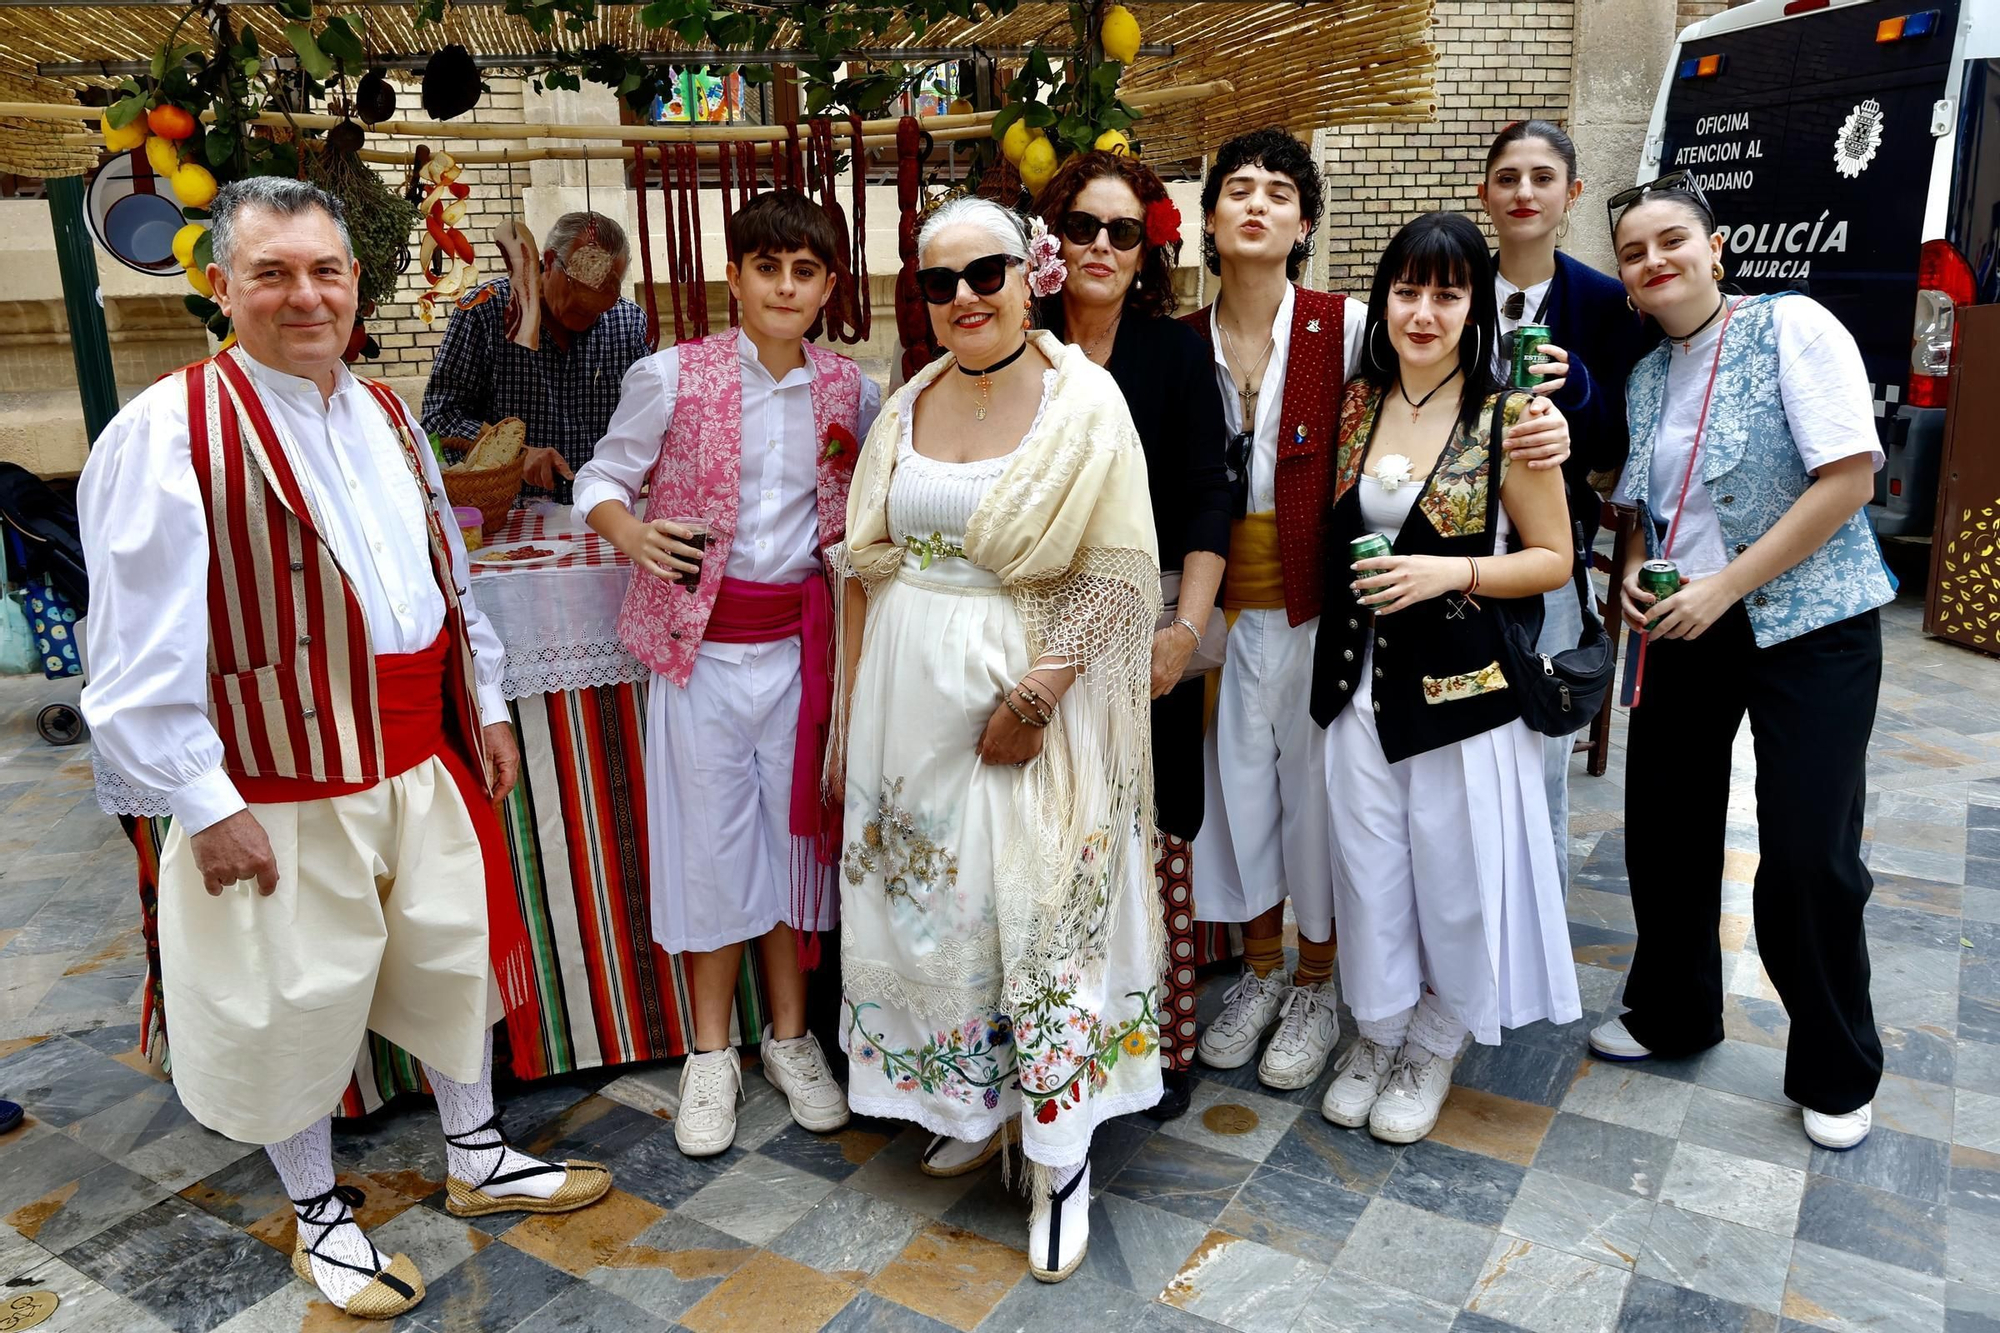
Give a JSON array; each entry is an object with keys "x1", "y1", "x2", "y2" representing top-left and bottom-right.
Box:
[
  {"x1": 1316, "y1": 0, "x2": 1577, "y2": 291},
  {"x1": 1676, "y1": 0, "x2": 1732, "y2": 32}
]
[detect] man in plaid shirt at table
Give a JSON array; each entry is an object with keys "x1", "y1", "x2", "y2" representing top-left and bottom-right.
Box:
[{"x1": 421, "y1": 210, "x2": 652, "y2": 503}]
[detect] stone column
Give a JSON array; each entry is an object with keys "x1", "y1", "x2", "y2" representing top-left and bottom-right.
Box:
[{"x1": 1568, "y1": 0, "x2": 1680, "y2": 272}]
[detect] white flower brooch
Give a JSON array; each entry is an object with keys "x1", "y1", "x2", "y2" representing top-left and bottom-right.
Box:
[{"x1": 1372, "y1": 453, "x2": 1414, "y2": 493}]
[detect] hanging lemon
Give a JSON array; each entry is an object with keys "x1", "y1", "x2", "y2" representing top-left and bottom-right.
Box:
[
  {"x1": 173, "y1": 162, "x2": 219, "y2": 209},
  {"x1": 171, "y1": 223, "x2": 207, "y2": 269},
  {"x1": 1100, "y1": 5, "x2": 1142, "y2": 63},
  {"x1": 1021, "y1": 136, "x2": 1058, "y2": 193},
  {"x1": 1001, "y1": 118, "x2": 1036, "y2": 166},
  {"x1": 144, "y1": 134, "x2": 182, "y2": 182},
  {"x1": 1094, "y1": 129, "x2": 1131, "y2": 156},
  {"x1": 185, "y1": 265, "x2": 214, "y2": 298},
  {"x1": 101, "y1": 110, "x2": 147, "y2": 152}
]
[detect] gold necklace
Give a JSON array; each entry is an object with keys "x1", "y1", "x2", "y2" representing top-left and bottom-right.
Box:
[
  {"x1": 954, "y1": 339, "x2": 1030, "y2": 421},
  {"x1": 1218, "y1": 320, "x2": 1276, "y2": 432}
]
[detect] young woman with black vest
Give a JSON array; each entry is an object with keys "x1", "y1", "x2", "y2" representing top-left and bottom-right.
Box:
[
  {"x1": 1478, "y1": 120, "x2": 1648, "y2": 887},
  {"x1": 1308, "y1": 212, "x2": 1580, "y2": 1145},
  {"x1": 1589, "y1": 179, "x2": 1892, "y2": 1152}
]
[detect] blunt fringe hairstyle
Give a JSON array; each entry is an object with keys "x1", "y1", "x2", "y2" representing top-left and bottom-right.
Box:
[
  {"x1": 1199, "y1": 126, "x2": 1323, "y2": 280},
  {"x1": 727, "y1": 188, "x2": 844, "y2": 272},
  {"x1": 208, "y1": 177, "x2": 354, "y2": 277},
  {"x1": 1359, "y1": 211, "x2": 1503, "y2": 431},
  {"x1": 1035, "y1": 150, "x2": 1180, "y2": 320},
  {"x1": 1484, "y1": 119, "x2": 1580, "y2": 183}
]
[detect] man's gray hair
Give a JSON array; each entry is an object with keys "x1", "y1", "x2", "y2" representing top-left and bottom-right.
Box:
[
  {"x1": 545, "y1": 211, "x2": 631, "y2": 270},
  {"x1": 208, "y1": 176, "x2": 354, "y2": 276}
]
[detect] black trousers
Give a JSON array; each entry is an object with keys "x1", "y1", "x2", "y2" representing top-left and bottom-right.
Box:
[{"x1": 1621, "y1": 604, "x2": 1884, "y2": 1114}]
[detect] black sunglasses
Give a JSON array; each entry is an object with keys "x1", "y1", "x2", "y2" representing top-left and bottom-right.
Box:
[
  {"x1": 1060, "y1": 211, "x2": 1146, "y2": 252},
  {"x1": 1224, "y1": 430, "x2": 1252, "y2": 518},
  {"x1": 915, "y1": 253, "x2": 1022, "y2": 305},
  {"x1": 1605, "y1": 170, "x2": 1714, "y2": 231}
]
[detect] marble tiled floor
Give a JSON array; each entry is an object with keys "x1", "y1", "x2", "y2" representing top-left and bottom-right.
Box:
[{"x1": 3, "y1": 591, "x2": 1999, "y2": 1333}]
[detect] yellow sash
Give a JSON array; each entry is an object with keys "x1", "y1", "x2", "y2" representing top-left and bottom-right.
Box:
[{"x1": 1222, "y1": 511, "x2": 1286, "y2": 612}]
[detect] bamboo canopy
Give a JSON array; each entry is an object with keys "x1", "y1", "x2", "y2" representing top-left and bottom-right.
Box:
[{"x1": 0, "y1": 0, "x2": 1435, "y2": 174}]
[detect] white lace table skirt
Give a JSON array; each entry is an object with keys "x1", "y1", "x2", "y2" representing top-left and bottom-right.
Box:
[{"x1": 837, "y1": 554, "x2": 1163, "y2": 1169}]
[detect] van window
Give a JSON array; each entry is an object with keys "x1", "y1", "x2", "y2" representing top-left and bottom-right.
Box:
[{"x1": 1954, "y1": 61, "x2": 2000, "y2": 304}]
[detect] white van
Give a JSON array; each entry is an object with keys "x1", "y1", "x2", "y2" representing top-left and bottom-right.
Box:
[{"x1": 1639, "y1": 0, "x2": 1999, "y2": 537}]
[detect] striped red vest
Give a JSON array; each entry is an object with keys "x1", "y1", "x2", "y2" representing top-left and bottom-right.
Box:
[{"x1": 184, "y1": 348, "x2": 488, "y2": 788}]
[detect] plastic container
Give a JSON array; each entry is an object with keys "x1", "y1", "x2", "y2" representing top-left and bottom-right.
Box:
[{"x1": 453, "y1": 504, "x2": 485, "y2": 553}]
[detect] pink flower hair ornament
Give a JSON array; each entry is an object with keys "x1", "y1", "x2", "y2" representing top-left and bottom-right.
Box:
[{"x1": 1026, "y1": 217, "x2": 1068, "y2": 298}]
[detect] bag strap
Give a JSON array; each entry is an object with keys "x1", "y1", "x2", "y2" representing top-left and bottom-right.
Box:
[
  {"x1": 1483, "y1": 390, "x2": 1524, "y2": 539},
  {"x1": 1660, "y1": 298, "x2": 1740, "y2": 558}
]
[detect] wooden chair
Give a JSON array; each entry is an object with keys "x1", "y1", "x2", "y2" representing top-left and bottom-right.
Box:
[{"x1": 1573, "y1": 502, "x2": 1638, "y2": 778}]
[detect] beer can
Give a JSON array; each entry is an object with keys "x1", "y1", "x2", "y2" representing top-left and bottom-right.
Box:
[
  {"x1": 1511, "y1": 323, "x2": 1552, "y2": 388},
  {"x1": 1350, "y1": 532, "x2": 1393, "y2": 565},
  {"x1": 1638, "y1": 560, "x2": 1682, "y2": 602}
]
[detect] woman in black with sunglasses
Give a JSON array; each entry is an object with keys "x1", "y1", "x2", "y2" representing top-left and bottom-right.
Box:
[{"x1": 1038, "y1": 151, "x2": 1232, "y2": 1122}]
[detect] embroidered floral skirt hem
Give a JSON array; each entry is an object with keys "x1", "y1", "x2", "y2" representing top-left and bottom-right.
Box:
[{"x1": 839, "y1": 555, "x2": 1163, "y2": 1168}]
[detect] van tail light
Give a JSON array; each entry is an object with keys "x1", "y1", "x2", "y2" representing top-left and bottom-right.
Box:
[{"x1": 1909, "y1": 239, "x2": 1975, "y2": 408}]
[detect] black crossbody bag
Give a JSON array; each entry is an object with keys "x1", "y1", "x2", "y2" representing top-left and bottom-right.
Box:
[{"x1": 1486, "y1": 393, "x2": 1615, "y2": 736}]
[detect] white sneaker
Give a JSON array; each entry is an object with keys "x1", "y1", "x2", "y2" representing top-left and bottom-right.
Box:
[
  {"x1": 1197, "y1": 970, "x2": 1288, "y2": 1070},
  {"x1": 1368, "y1": 1045, "x2": 1457, "y2": 1144},
  {"x1": 1028, "y1": 1161, "x2": 1090, "y2": 1283},
  {"x1": 674, "y1": 1049, "x2": 742, "y2": 1157},
  {"x1": 1321, "y1": 1037, "x2": 1399, "y2": 1128},
  {"x1": 1258, "y1": 981, "x2": 1341, "y2": 1090},
  {"x1": 760, "y1": 1026, "x2": 850, "y2": 1133},
  {"x1": 1587, "y1": 1016, "x2": 1653, "y2": 1062},
  {"x1": 1803, "y1": 1103, "x2": 1872, "y2": 1151}
]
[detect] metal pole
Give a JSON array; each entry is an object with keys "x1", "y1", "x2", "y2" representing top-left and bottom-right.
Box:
[{"x1": 45, "y1": 175, "x2": 119, "y2": 445}]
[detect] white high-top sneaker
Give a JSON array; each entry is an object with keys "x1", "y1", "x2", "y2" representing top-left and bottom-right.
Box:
[
  {"x1": 1320, "y1": 1037, "x2": 1399, "y2": 1128},
  {"x1": 1196, "y1": 970, "x2": 1288, "y2": 1070},
  {"x1": 1367, "y1": 1044, "x2": 1457, "y2": 1144},
  {"x1": 674, "y1": 1049, "x2": 742, "y2": 1157},
  {"x1": 1258, "y1": 980, "x2": 1341, "y2": 1090}
]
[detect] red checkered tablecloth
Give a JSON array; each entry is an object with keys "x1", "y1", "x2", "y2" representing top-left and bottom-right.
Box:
[{"x1": 468, "y1": 505, "x2": 647, "y2": 696}]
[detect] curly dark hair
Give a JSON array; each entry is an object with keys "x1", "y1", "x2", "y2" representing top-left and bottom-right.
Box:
[
  {"x1": 1199, "y1": 127, "x2": 1323, "y2": 280},
  {"x1": 1035, "y1": 151, "x2": 1181, "y2": 320}
]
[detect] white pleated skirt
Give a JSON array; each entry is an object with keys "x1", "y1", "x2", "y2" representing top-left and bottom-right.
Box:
[
  {"x1": 839, "y1": 553, "x2": 1163, "y2": 1167},
  {"x1": 1321, "y1": 654, "x2": 1580, "y2": 1045}
]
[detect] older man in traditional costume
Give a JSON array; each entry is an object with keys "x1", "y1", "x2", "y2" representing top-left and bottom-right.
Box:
[{"x1": 78, "y1": 177, "x2": 610, "y2": 1321}]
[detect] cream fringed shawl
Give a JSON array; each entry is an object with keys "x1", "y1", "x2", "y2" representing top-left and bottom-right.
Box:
[{"x1": 834, "y1": 330, "x2": 1164, "y2": 1017}]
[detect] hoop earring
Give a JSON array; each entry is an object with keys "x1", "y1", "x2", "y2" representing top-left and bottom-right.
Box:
[
  {"x1": 1556, "y1": 209, "x2": 1572, "y2": 243},
  {"x1": 1367, "y1": 322, "x2": 1394, "y2": 372},
  {"x1": 1712, "y1": 261, "x2": 1725, "y2": 281},
  {"x1": 1626, "y1": 295, "x2": 1639, "y2": 313},
  {"x1": 1470, "y1": 325, "x2": 1485, "y2": 372}
]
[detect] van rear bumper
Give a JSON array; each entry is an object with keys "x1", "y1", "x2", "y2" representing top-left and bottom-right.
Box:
[{"x1": 1869, "y1": 404, "x2": 1944, "y2": 538}]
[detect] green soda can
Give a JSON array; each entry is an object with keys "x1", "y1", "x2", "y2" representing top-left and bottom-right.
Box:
[
  {"x1": 1350, "y1": 532, "x2": 1393, "y2": 565},
  {"x1": 1511, "y1": 323, "x2": 1552, "y2": 388},
  {"x1": 1639, "y1": 559, "x2": 1681, "y2": 629}
]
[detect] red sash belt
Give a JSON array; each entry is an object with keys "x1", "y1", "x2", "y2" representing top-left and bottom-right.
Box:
[
  {"x1": 706, "y1": 574, "x2": 838, "y2": 968},
  {"x1": 232, "y1": 633, "x2": 545, "y2": 1076}
]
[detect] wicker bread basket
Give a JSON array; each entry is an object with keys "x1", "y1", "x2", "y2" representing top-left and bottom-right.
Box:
[{"x1": 440, "y1": 439, "x2": 524, "y2": 539}]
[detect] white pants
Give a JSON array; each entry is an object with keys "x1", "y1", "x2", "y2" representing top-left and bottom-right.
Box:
[
  {"x1": 1321, "y1": 662, "x2": 1580, "y2": 1046},
  {"x1": 157, "y1": 757, "x2": 493, "y2": 1144},
  {"x1": 647, "y1": 639, "x2": 830, "y2": 954},
  {"x1": 1193, "y1": 607, "x2": 1333, "y2": 941}
]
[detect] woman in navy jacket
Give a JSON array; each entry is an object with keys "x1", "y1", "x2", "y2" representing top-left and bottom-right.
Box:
[{"x1": 1478, "y1": 119, "x2": 1649, "y2": 885}]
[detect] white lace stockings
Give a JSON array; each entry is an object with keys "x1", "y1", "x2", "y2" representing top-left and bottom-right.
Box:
[
  {"x1": 422, "y1": 1033, "x2": 562, "y2": 1201},
  {"x1": 265, "y1": 1116, "x2": 382, "y2": 1310}
]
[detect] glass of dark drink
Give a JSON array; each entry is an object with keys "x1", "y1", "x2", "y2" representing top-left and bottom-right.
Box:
[{"x1": 666, "y1": 517, "x2": 710, "y2": 589}]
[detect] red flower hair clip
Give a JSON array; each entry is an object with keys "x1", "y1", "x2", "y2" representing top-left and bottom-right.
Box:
[{"x1": 1145, "y1": 198, "x2": 1183, "y2": 248}]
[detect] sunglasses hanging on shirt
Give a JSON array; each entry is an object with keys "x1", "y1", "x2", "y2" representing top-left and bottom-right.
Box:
[{"x1": 915, "y1": 253, "x2": 1023, "y2": 305}]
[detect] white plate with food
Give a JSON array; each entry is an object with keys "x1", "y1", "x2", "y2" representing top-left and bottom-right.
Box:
[{"x1": 470, "y1": 540, "x2": 573, "y2": 568}]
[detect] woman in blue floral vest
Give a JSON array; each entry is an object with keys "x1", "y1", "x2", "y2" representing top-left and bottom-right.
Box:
[{"x1": 1588, "y1": 178, "x2": 1893, "y2": 1152}]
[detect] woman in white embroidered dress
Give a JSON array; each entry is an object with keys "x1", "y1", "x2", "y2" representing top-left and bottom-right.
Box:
[{"x1": 833, "y1": 196, "x2": 1162, "y2": 1281}]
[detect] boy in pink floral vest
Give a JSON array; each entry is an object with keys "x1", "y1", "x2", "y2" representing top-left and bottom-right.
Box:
[{"x1": 576, "y1": 190, "x2": 881, "y2": 1157}]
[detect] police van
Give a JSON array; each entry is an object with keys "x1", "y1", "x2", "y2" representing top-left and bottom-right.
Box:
[{"x1": 1639, "y1": 0, "x2": 2000, "y2": 538}]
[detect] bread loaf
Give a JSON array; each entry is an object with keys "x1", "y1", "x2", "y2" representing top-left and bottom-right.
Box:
[{"x1": 450, "y1": 417, "x2": 527, "y2": 472}]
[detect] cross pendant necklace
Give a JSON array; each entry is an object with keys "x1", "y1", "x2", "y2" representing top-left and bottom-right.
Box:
[{"x1": 1219, "y1": 322, "x2": 1276, "y2": 437}]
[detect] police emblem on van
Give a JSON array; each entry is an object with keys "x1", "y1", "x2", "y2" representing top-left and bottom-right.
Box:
[{"x1": 1834, "y1": 100, "x2": 1884, "y2": 179}]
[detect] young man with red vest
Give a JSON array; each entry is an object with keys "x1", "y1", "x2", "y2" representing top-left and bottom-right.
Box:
[
  {"x1": 1184, "y1": 129, "x2": 1574, "y2": 1096},
  {"x1": 576, "y1": 190, "x2": 881, "y2": 1159},
  {"x1": 79, "y1": 178, "x2": 610, "y2": 1321}
]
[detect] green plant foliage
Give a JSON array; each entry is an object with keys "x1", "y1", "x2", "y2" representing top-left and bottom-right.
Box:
[{"x1": 303, "y1": 141, "x2": 420, "y2": 312}]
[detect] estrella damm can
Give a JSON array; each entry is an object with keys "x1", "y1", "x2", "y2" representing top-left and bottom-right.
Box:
[
  {"x1": 1639, "y1": 560, "x2": 1682, "y2": 602},
  {"x1": 1350, "y1": 532, "x2": 1393, "y2": 565},
  {"x1": 1511, "y1": 323, "x2": 1552, "y2": 388}
]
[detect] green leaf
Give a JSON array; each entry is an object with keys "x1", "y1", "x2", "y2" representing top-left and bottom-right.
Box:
[
  {"x1": 990, "y1": 104, "x2": 1024, "y2": 140},
  {"x1": 118, "y1": 77, "x2": 142, "y2": 96},
  {"x1": 205, "y1": 126, "x2": 237, "y2": 166},
  {"x1": 1100, "y1": 107, "x2": 1132, "y2": 131},
  {"x1": 149, "y1": 46, "x2": 168, "y2": 81},
  {"x1": 805, "y1": 82, "x2": 833, "y2": 115},
  {"x1": 317, "y1": 16, "x2": 366, "y2": 67},
  {"x1": 1057, "y1": 111, "x2": 1087, "y2": 143},
  {"x1": 1091, "y1": 61, "x2": 1121, "y2": 97},
  {"x1": 192, "y1": 230, "x2": 214, "y2": 272},
  {"x1": 284, "y1": 24, "x2": 334, "y2": 81},
  {"x1": 1024, "y1": 103, "x2": 1057, "y2": 129},
  {"x1": 106, "y1": 95, "x2": 147, "y2": 130},
  {"x1": 180, "y1": 206, "x2": 210, "y2": 220},
  {"x1": 183, "y1": 293, "x2": 218, "y2": 319},
  {"x1": 638, "y1": 0, "x2": 681, "y2": 24}
]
